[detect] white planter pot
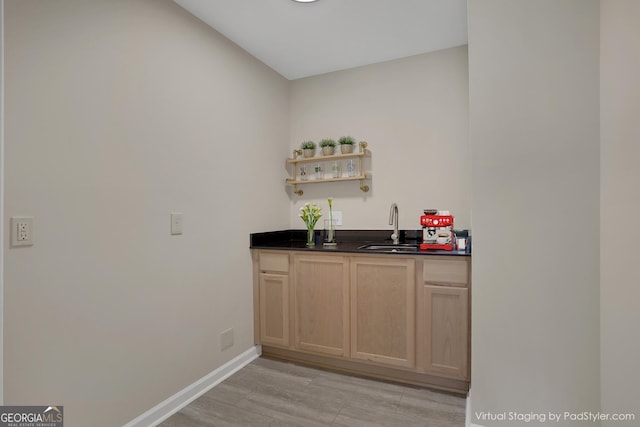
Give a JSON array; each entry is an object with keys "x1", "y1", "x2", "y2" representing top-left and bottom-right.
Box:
[
  {"x1": 303, "y1": 148, "x2": 316, "y2": 158},
  {"x1": 321, "y1": 146, "x2": 335, "y2": 156},
  {"x1": 340, "y1": 144, "x2": 354, "y2": 154}
]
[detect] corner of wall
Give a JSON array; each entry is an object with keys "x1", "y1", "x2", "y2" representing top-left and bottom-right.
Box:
[{"x1": 0, "y1": 0, "x2": 6, "y2": 404}]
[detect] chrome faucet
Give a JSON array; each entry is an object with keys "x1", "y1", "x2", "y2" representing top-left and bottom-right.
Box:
[{"x1": 389, "y1": 203, "x2": 399, "y2": 244}]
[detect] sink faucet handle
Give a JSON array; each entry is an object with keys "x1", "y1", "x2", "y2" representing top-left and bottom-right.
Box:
[
  {"x1": 389, "y1": 203, "x2": 399, "y2": 244},
  {"x1": 388, "y1": 202, "x2": 398, "y2": 225}
]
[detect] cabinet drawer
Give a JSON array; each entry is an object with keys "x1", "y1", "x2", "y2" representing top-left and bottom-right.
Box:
[
  {"x1": 260, "y1": 252, "x2": 289, "y2": 273},
  {"x1": 423, "y1": 258, "x2": 469, "y2": 286}
]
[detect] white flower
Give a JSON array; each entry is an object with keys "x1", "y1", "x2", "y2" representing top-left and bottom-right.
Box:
[{"x1": 300, "y1": 202, "x2": 322, "y2": 229}]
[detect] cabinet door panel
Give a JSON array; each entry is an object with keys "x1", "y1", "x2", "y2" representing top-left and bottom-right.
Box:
[
  {"x1": 421, "y1": 285, "x2": 468, "y2": 379},
  {"x1": 350, "y1": 257, "x2": 415, "y2": 368},
  {"x1": 294, "y1": 255, "x2": 349, "y2": 356},
  {"x1": 259, "y1": 273, "x2": 290, "y2": 347}
]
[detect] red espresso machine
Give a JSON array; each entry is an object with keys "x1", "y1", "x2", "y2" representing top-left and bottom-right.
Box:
[{"x1": 420, "y1": 210, "x2": 454, "y2": 251}]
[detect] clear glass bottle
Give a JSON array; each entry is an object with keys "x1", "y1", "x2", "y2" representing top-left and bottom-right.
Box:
[
  {"x1": 331, "y1": 162, "x2": 341, "y2": 178},
  {"x1": 347, "y1": 159, "x2": 356, "y2": 177}
]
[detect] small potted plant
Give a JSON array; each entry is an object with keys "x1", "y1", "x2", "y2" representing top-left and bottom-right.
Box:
[
  {"x1": 338, "y1": 136, "x2": 355, "y2": 154},
  {"x1": 319, "y1": 138, "x2": 337, "y2": 156},
  {"x1": 301, "y1": 141, "x2": 316, "y2": 158}
]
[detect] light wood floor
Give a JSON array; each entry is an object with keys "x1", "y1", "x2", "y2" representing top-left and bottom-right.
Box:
[{"x1": 159, "y1": 356, "x2": 466, "y2": 427}]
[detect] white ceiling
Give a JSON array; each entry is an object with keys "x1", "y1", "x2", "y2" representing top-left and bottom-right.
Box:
[{"x1": 174, "y1": 0, "x2": 468, "y2": 80}]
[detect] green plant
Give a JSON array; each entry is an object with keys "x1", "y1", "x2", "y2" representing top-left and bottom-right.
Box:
[
  {"x1": 301, "y1": 141, "x2": 316, "y2": 150},
  {"x1": 319, "y1": 139, "x2": 337, "y2": 148},
  {"x1": 338, "y1": 136, "x2": 355, "y2": 145}
]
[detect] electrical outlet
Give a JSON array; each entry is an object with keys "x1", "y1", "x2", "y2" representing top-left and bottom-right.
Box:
[
  {"x1": 220, "y1": 328, "x2": 234, "y2": 351},
  {"x1": 11, "y1": 216, "x2": 34, "y2": 247},
  {"x1": 170, "y1": 212, "x2": 183, "y2": 235}
]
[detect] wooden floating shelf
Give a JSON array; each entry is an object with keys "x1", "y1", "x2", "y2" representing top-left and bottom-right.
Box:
[
  {"x1": 286, "y1": 149, "x2": 371, "y2": 165},
  {"x1": 286, "y1": 141, "x2": 371, "y2": 196},
  {"x1": 286, "y1": 173, "x2": 371, "y2": 185}
]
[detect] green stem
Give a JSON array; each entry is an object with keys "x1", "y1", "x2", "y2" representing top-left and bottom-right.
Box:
[{"x1": 329, "y1": 205, "x2": 334, "y2": 243}]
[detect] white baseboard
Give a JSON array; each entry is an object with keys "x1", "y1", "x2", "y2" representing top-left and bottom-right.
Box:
[
  {"x1": 123, "y1": 345, "x2": 261, "y2": 427},
  {"x1": 465, "y1": 392, "x2": 485, "y2": 427}
]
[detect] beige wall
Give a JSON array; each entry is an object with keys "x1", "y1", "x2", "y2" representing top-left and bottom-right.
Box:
[
  {"x1": 0, "y1": 0, "x2": 4, "y2": 405},
  {"x1": 600, "y1": 0, "x2": 640, "y2": 423},
  {"x1": 3, "y1": 1, "x2": 289, "y2": 426},
  {"x1": 7, "y1": 1, "x2": 639, "y2": 427},
  {"x1": 288, "y1": 46, "x2": 470, "y2": 232},
  {"x1": 468, "y1": 1, "x2": 601, "y2": 425}
]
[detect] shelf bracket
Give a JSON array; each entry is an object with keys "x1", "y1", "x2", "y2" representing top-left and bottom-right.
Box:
[
  {"x1": 360, "y1": 180, "x2": 370, "y2": 192},
  {"x1": 293, "y1": 183, "x2": 303, "y2": 196},
  {"x1": 293, "y1": 149, "x2": 302, "y2": 160},
  {"x1": 359, "y1": 141, "x2": 368, "y2": 152}
]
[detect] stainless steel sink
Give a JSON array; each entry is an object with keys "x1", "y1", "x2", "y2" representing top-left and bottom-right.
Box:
[{"x1": 357, "y1": 243, "x2": 420, "y2": 253}]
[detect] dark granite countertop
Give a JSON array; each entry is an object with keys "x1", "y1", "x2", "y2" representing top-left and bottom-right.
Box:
[{"x1": 250, "y1": 229, "x2": 471, "y2": 257}]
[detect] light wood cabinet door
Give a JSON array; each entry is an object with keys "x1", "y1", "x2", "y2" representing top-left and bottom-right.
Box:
[
  {"x1": 350, "y1": 257, "x2": 416, "y2": 368},
  {"x1": 259, "y1": 273, "x2": 290, "y2": 348},
  {"x1": 293, "y1": 255, "x2": 349, "y2": 356},
  {"x1": 419, "y1": 284, "x2": 468, "y2": 380}
]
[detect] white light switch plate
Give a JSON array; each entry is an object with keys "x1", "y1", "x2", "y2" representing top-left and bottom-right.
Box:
[
  {"x1": 332, "y1": 211, "x2": 343, "y2": 226},
  {"x1": 11, "y1": 216, "x2": 34, "y2": 247},
  {"x1": 170, "y1": 212, "x2": 183, "y2": 235}
]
